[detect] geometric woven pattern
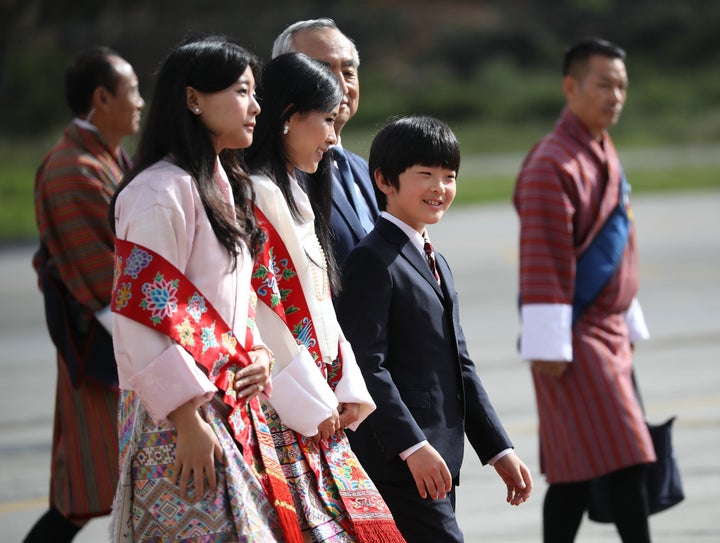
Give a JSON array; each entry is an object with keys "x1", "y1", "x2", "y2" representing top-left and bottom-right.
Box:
[
  {"x1": 261, "y1": 402, "x2": 356, "y2": 543},
  {"x1": 249, "y1": 209, "x2": 407, "y2": 543},
  {"x1": 120, "y1": 392, "x2": 284, "y2": 542}
]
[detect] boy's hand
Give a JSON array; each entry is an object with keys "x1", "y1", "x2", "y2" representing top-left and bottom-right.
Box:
[
  {"x1": 492, "y1": 451, "x2": 533, "y2": 506},
  {"x1": 406, "y1": 444, "x2": 452, "y2": 500}
]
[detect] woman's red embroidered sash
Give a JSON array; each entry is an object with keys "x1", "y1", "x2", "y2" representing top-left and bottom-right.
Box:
[
  {"x1": 111, "y1": 238, "x2": 303, "y2": 543},
  {"x1": 251, "y1": 208, "x2": 406, "y2": 543},
  {"x1": 252, "y1": 207, "x2": 340, "y2": 385}
]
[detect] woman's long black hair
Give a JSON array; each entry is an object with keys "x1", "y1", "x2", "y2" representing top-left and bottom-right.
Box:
[
  {"x1": 110, "y1": 34, "x2": 265, "y2": 263},
  {"x1": 244, "y1": 52, "x2": 343, "y2": 292}
]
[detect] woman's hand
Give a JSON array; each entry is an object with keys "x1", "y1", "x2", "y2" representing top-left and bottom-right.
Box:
[
  {"x1": 338, "y1": 402, "x2": 361, "y2": 429},
  {"x1": 313, "y1": 408, "x2": 341, "y2": 444},
  {"x1": 168, "y1": 402, "x2": 223, "y2": 499},
  {"x1": 234, "y1": 345, "x2": 273, "y2": 400}
]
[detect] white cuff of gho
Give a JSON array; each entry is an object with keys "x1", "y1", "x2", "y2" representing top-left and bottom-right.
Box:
[
  {"x1": 519, "y1": 303, "x2": 573, "y2": 361},
  {"x1": 95, "y1": 305, "x2": 114, "y2": 334},
  {"x1": 625, "y1": 297, "x2": 650, "y2": 342}
]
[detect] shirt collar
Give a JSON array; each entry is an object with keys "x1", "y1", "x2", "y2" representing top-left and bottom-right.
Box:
[
  {"x1": 72, "y1": 117, "x2": 98, "y2": 133},
  {"x1": 380, "y1": 211, "x2": 429, "y2": 257},
  {"x1": 560, "y1": 108, "x2": 609, "y2": 160}
]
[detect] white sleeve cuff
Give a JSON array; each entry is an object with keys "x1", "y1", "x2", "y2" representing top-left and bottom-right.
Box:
[
  {"x1": 333, "y1": 339, "x2": 376, "y2": 430},
  {"x1": 267, "y1": 347, "x2": 338, "y2": 436},
  {"x1": 520, "y1": 303, "x2": 573, "y2": 361},
  {"x1": 487, "y1": 448, "x2": 513, "y2": 466},
  {"x1": 128, "y1": 346, "x2": 216, "y2": 424},
  {"x1": 400, "y1": 440, "x2": 428, "y2": 461},
  {"x1": 625, "y1": 298, "x2": 650, "y2": 343},
  {"x1": 95, "y1": 305, "x2": 114, "y2": 334}
]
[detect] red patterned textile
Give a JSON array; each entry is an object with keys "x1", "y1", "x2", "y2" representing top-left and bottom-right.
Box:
[
  {"x1": 50, "y1": 358, "x2": 118, "y2": 519},
  {"x1": 252, "y1": 208, "x2": 406, "y2": 543},
  {"x1": 35, "y1": 122, "x2": 129, "y2": 311},
  {"x1": 514, "y1": 109, "x2": 655, "y2": 482},
  {"x1": 33, "y1": 121, "x2": 127, "y2": 518},
  {"x1": 112, "y1": 238, "x2": 304, "y2": 542}
]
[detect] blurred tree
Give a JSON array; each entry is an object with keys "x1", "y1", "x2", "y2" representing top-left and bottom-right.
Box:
[{"x1": 0, "y1": 0, "x2": 717, "y2": 136}]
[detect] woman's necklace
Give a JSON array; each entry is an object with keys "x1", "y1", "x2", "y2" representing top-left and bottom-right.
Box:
[{"x1": 305, "y1": 236, "x2": 328, "y2": 301}]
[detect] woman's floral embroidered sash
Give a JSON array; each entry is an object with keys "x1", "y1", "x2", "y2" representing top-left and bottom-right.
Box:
[{"x1": 111, "y1": 238, "x2": 303, "y2": 543}]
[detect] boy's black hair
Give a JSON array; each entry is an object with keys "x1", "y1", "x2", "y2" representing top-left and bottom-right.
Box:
[
  {"x1": 368, "y1": 115, "x2": 460, "y2": 211},
  {"x1": 562, "y1": 37, "x2": 626, "y2": 79}
]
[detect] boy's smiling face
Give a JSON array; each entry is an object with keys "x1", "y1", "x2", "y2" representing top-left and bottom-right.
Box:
[{"x1": 377, "y1": 164, "x2": 457, "y2": 233}]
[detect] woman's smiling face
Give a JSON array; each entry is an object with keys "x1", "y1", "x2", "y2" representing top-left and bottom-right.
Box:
[{"x1": 283, "y1": 107, "x2": 339, "y2": 173}]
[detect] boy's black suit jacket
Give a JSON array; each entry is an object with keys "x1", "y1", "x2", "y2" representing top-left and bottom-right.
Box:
[{"x1": 336, "y1": 217, "x2": 512, "y2": 484}]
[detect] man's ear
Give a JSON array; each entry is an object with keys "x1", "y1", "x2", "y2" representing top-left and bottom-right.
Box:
[
  {"x1": 92, "y1": 86, "x2": 111, "y2": 111},
  {"x1": 374, "y1": 168, "x2": 394, "y2": 195},
  {"x1": 562, "y1": 75, "x2": 577, "y2": 102}
]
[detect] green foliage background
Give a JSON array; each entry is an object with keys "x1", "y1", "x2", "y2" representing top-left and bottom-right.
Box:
[{"x1": 1, "y1": 0, "x2": 719, "y2": 241}]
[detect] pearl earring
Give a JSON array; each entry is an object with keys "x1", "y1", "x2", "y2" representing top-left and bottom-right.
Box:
[
  {"x1": 282, "y1": 124, "x2": 289, "y2": 135},
  {"x1": 194, "y1": 107, "x2": 201, "y2": 114}
]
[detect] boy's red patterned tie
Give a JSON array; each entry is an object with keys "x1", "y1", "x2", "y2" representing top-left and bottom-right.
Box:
[{"x1": 423, "y1": 239, "x2": 441, "y2": 285}]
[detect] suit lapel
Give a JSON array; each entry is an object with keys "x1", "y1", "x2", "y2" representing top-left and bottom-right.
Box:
[
  {"x1": 435, "y1": 252, "x2": 454, "y2": 305},
  {"x1": 332, "y1": 170, "x2": 367, "y2": 240},
  {"x1": 402, "y1": 243, "x2": 444, "y2": 298},
  {"x1": 346, "y1": 152, "x2": 379, "y2": 220},
  {"x1": 377, "y1": 218, "x2": 444, "y2": 298}
]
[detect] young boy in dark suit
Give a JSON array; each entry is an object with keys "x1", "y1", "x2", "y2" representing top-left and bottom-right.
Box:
[{"x1": 335, "y1": 115, "x2": 533, "y2": 542}]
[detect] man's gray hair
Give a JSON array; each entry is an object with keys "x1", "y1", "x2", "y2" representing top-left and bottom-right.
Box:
[{"x1": 271, "y1": 17, "x2": 360, "y2": 64}]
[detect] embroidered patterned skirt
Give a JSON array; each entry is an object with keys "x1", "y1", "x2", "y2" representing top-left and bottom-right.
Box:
[
  {"x1": 111, "y1": 391, "x2": 284, "y2": 543},
  {"x1": 262, "y1": 401, "x2": 405, "y2": 543},
  {"x1": 260, "y1": 401, "x2": 354, "y2": 543}
]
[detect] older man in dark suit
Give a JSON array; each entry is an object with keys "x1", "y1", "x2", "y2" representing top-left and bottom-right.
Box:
[{"x1": 272, "y1": 18, "x2": 379, "y2": 267}]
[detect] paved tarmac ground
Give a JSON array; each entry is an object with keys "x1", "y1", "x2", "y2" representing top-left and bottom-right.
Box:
[{"x1": 1, "y1": 189, "x2": 718, "y2": 542}]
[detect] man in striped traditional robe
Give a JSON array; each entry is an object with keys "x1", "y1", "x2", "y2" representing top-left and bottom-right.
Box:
[
  {"x1": 25, "y1": 46, "x2": 143, "y2": 543},
  {"x1": 513, "y1": 38, "x2": 655, "y2": 542}
]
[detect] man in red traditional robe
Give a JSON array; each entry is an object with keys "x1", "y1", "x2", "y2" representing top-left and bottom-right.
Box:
[
  {"x1": 25, "y1": 45, "x2": 143, "y2": 543},
  {"x1": 514, "y1": 37, "x2": 654, "y2": 542}
]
